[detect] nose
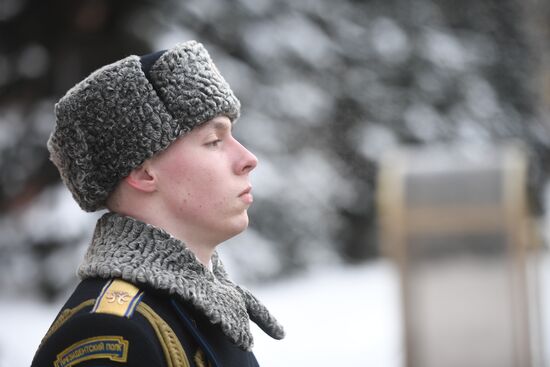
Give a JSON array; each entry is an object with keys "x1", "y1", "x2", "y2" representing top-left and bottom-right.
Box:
[{"x1": 234, "y1": 140, "x2": 258, "y2": 175}]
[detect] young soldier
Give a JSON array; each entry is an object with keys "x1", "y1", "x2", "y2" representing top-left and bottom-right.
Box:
[{"x1": 31, "y1": 41, "x2": 285, "y2": 367}]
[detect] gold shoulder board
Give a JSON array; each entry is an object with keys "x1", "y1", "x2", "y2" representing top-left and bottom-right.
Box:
[{"x1": 91, "y1": 279, "x2": 144, "y2": 318}]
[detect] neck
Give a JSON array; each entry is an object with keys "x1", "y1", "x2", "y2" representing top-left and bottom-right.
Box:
[{"x1": 183, "y1": 241, "x2": 215, "y2": 267}]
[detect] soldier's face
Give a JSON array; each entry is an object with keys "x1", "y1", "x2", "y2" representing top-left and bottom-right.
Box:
[{"x1": 149, "y1": 115, "x2": 258, "y2": 245}]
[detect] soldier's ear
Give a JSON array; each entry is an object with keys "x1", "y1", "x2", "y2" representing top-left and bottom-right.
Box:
[{"x1": 123, "y1": 161, "x2": 157, "y2": 193}]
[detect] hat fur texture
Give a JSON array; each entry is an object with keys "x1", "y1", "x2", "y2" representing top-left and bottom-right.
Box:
[{"x1": 48, "y1": 41, "x2": 240, "y2": 212}]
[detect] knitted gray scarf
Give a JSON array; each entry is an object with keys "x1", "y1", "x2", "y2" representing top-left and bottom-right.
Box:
[{"x1": 78, "y1": 212, "x2": 285, "y2": 350}]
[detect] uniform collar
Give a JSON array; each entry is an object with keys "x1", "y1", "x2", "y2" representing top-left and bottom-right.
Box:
[{"x1": 78, "y1": 212, "x2": 285, "y2": 350}]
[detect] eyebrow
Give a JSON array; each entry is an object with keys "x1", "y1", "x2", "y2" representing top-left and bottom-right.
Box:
[{"x1": 210, "y1": 119, "x2": 232, "y2": 132}]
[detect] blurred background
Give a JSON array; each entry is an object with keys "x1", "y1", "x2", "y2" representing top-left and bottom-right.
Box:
[{"x1": 1, "y1": 0, "x2": 550, "y2": 366}]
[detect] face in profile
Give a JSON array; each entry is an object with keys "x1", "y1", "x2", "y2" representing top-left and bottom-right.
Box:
[{"x1": 149, "y1": 115, "x2": 258, "y2": 245}]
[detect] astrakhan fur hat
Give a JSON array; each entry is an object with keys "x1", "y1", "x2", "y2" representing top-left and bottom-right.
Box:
[{"x1": 48, "y1": 41, "x2": 240, "y2": 212}]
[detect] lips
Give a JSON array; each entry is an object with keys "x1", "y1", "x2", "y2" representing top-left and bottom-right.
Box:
[
  {"x1": 239, "y1": 186, "x2": 253, "y2": 204},
  {"x1": 239, "y1": 186, "x2": 252, "y2": 196}
]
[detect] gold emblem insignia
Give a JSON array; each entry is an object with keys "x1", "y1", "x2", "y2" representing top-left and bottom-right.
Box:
[{"x1": 106, "y1": 291, "x2": 131, "y2": 304}]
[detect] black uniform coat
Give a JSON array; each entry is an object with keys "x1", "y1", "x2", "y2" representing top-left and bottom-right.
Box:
[
  {"x1": 31, "y1": 213, "x2": 285, "y2": 367},
  {"x1": 31, "y1": 278, "x2": 260, "y2": 367}
]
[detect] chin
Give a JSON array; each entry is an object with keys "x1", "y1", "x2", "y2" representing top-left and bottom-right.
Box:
[{"x1": 224, "y1": 214, "x2": 250, "y2": 238}]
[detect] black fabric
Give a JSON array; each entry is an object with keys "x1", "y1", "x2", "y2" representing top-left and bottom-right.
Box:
[
  {"x1": 138, "y1": 49, "x2": 172, "y2": 125},
  {"x1": 139, "y1": 49, "x2": 167, "y2": 80},
  {"x1": 172, "y1": 300, "x2": 261, "y2": 367},
  {"x1": 31, "y1": 278, "x2": 261, "y2": 367}
]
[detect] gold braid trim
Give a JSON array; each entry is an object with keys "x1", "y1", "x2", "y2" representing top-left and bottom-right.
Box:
[
  {"x1": 136, "y1": 302, "x2": 190, "y2": 367},
  {"x1": 37, "y1": 299, "x2": 96, "y2": 351},
  {"x1": 194, "y1": 349, "x2": 212, "y2": 367}
]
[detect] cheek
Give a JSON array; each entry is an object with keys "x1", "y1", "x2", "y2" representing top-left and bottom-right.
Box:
[
  {"x1": 158, "y1": 154, "x2": 231, "y2": 214},
  {"x1": 176, "y1": 167, "x2": 224, "y2": 209}
]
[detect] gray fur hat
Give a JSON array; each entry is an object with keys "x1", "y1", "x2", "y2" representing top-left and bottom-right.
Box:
[{"x1": 48, "y1": 41, "x2": 240, "y2": 212}]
